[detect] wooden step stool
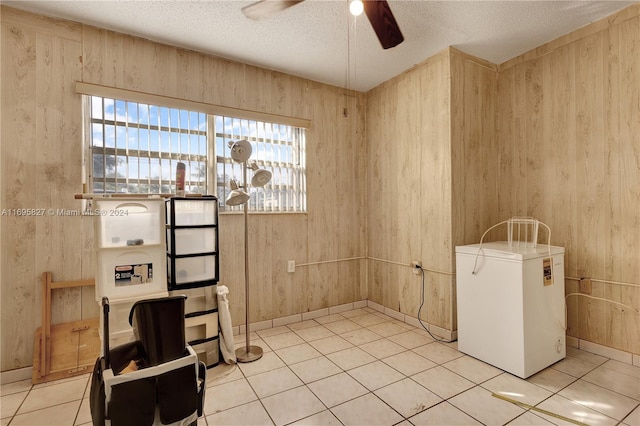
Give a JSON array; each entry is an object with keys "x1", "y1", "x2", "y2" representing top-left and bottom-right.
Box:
[{"x1": 32, "y1": 272, "x2": 100, "y2": 384}]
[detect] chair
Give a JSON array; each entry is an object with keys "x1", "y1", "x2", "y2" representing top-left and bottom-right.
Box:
[{"x1": 90, "y1": 296, "x2": 206, "y2": 426}]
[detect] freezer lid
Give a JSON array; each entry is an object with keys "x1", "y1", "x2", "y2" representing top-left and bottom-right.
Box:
[{"x1": 455, "y1": 241, "x2": 564, "y2": 260}]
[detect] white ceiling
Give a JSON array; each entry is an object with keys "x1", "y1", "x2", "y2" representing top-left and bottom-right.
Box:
[{"x1": 3, "y1": 0, "x2": 636, "y2": 91}]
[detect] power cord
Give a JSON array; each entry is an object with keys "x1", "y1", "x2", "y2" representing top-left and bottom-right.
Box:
[{"x1": 415, "y1": 265, "x2": 455, "y2": 343}]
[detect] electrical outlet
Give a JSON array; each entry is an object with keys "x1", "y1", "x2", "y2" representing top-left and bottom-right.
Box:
[
  {"x1": 411, "y1": 261, "x2": 422, "y2": 275},
  {"x1": 579, "y1": 278, "x2": 592, "y2": 295},
  {"x1": 287, "y1": 260, "x2": 296, "y2": 273}
]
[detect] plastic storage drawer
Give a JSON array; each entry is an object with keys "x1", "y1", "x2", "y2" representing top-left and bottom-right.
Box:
[
  {"x1": 170, "y1": 286, "x2": 217, "y2": 315},
  {"x1": 166, "y1": 228, "x2": 216, "y2": 255},
  {"x1": 185, "y1": 313, "x2": 218, "y2": 344},
  {"x1": 190, "y1": 337, "x2": 219, "y2": 368},
  {"x1": 96, "y1": 248, "x2": 167, "y2": 300},
  {"x1": 95, "y1": 199, "x2": 164, "y2": 248},
  {"x1": 167, "y1": 255, "x2": 217, "y2": 287},
  {"x1": 166, "y1": 198, "x2": 217, "y2": 226}
]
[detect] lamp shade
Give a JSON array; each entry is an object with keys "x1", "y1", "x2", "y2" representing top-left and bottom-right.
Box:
[
  {"x1": 249, "y1": 163, "x2": 272, "y2": 187},
  {"x1": 228, "y1": 140, "x2": 252, "y2": 163},
  {"x1": 226, "y1": 180, "x2": 250, "y2": 206}
]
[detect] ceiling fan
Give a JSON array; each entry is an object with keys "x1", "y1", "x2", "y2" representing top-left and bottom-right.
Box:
[{"x1": 242, "y1": 0, "x2": 404, "y2": 49}]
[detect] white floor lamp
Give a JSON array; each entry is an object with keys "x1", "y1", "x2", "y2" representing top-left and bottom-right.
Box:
[{"x1": 225, "y1": 140, "x2": 272, "y2": 363}]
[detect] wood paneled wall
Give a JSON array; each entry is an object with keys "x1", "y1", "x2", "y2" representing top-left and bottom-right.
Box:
[
  {"x1": 1, "y1": 7, "x2": 366, "y2": 371},
  {"x1": 2, "y1": 3, "x2": 638, "y2": 372},
  {"x1": 497, "y1": 5, "x2": 640, "y2": 354},
  {"x1": 366, "y1": 49, "x2": 498, "y2": 332}
]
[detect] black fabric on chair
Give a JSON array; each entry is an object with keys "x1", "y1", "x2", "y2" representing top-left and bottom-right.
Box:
[
  {"x1": 90, "y1": 358, "x2": 106, "y2": 426},
  {"x1": 108, "y1": 377, "x2": 156, "y2": 426},
  {"x1": 129, "y1": 296, "x2": 187, "y2": 366},
  {"x1": 157, "y1": 364, "x2": 198, "y2": 424},
  {"x1": 197, "y1": 361, "x2": 206, "y2": 417},
  {"x1": 90, "y1": 296, "x2": 205, "y2": 425}
]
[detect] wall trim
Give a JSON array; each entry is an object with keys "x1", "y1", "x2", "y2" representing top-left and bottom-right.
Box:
[
  {"x1": 76, "y1": 81, "x2": 312, "y2": 129},
  {"x1": 0, "y1": 366, "x2": 32, "y2": 385}
]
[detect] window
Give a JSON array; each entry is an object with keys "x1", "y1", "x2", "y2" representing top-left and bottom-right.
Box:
[
  {"x1": 215, "y1": 116, "x2": 306, "y2": 213},
  {"x1": 87, "y1": 96, "x2": 208, "y2": 195},
  {"x1": 85, "y1": 94, "x2": 306, "y2": 213}
]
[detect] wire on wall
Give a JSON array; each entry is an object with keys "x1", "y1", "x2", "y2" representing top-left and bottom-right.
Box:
[
  {"x1": 565, "y1": 276, "x2": 640, "y2": 289},
  {"x1": 565, "y1": 293, "x2": 640, "y2": 315},
  {"x1": 298, "y1": 256, "x2": 457, "y2": 342},
  {"x1": 295, "y1": 256, "x2": 367, "y2": 267},
  {"x1": 415, "y1": 266, "x2": 455, "y2": 343}
]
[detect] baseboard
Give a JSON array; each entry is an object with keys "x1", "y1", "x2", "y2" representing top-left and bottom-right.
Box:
[
  {"x1": 6, "y1": 300, "x2": 636, "y2": 384},
  {"x1": 1, "y1": 366, "x2": 32, "y2": 385},
  {"x1": 367, "y1": 300, "x2": 458, "y2": 342}
]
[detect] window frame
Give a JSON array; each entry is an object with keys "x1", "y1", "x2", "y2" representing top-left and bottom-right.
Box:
[{"x1": 78, "y1": 82, "x2": 310, "y2": 213}]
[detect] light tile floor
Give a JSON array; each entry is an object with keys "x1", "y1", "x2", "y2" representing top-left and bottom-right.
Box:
[{"x1": 2, "y1": 307, "x2": 639, "y2": 425}]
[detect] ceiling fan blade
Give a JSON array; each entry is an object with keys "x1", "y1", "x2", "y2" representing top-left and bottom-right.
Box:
[
  {"x1": 363, "y1": 0, "x2": 404, "y2": 49},
  {"x1": 242, "y1": 0, "x2": 305, "y2": 20}
]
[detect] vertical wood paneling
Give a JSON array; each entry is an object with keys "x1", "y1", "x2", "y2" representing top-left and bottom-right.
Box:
[
  {"x1": 367, "y1": 51, "x2": 466, "y2": 330},
  {"x1": 525, "y1": 57, "x2": 544, "y2": 219},
  {"x1": 1, "y1": 19, "x2": 39, "y2": 370},
  {"x1": 243, "y1": 66, "x2": 272, "y2": 113},
  {"x1": 575, "y1": 33, "x2": 608, "y2": 344},
  {"x1": 1, "y1": 6, "x2": 366, "y2": 370},
  {"x1": 335, "y1": 92, "x2": 366, "y2": 306},
  {"x1": 497, "y1": 67, "x2": 514, "y2": 220},
  {"x1": 366, "y1": 87, "x2": 385, "y2": 305},
  {"x1": 271, "y1": 214, "x2": 308, "y2": 317},
  {"x1": 218, "y1": 214, "x2": 245, "y2": 322},
  {"x1": 176, "y1": 49, "x2": 204, "y2": 102},
  {"x1": 394, "y1": 71, "x2": 420, "y2": 313},
  {"x1": 616, "y1": 18, "x2": 640, "y2": 285},
  {"x1": 546, "y1": 44, "x2": 578, "y2": 277},
  {"x1": 201, "y1": 57, "x2": 244, "y2": 109},
  {"x1": 306, "y1": 85, "x2": 338, "y2": 311},
  {"x1": 34, "y1": 33, "x2": 84, "y2": 325},
  {"x1": 247, "y1": 214, "x2": 273, "y2": 322},
  {"x1": 420, "y1": 57, "x2": 452, "y2": 327},
  {"x1": 497, "y1": 11, "x2": 640, "y2": 354}
]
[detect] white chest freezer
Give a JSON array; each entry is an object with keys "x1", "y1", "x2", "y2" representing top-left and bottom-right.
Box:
[{"x1": 455, "y1": 241, "x2": 566, "y2": 378}]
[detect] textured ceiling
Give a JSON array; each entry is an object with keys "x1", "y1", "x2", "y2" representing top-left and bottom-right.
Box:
[{"x1": 3, "y1": 0, "x2": 636, "y2": 91}]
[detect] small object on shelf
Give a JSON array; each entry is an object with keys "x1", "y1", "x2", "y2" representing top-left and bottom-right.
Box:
[
  {"x1": 126, "y1": 238, "x2": 144, "y2": 246},
  {"x1": 176, "y1": 162, "x2": 186, "y2": 197}
]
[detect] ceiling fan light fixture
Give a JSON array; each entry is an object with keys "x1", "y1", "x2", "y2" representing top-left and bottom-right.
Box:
[{"x1": 349, "y1": 0, "x2": 364, "y2": 16}]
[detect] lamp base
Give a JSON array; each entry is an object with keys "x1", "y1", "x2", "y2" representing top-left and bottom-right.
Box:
[{"x1": 235, "y1": 345, "x2": 263, "y2": 363}]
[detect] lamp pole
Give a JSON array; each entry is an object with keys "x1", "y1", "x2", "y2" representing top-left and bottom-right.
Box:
[{"x1": 235, "y1": 160, "x2": 263, "y2": 362}]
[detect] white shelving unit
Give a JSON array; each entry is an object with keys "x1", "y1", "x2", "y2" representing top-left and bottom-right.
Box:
[{"x1": 94, "y1": 198, "x2": 168, "y2": 348}]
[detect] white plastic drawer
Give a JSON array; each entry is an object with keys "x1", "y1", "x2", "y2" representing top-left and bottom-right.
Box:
[
  {"x1": 170, "y1": 286, "x2": 217, "y2": 314},
  {"x1": 96, "y1": 248, "x2": 167, "y2": 301},
  {"x1": 190, "y1": 338, "x2": 219, "y2": 367},
  {"x1": 168, "y1": 255, "x2": 217, "y2": 285},
  {"x1": 166, "y1": 228, "x2": 216, "y2": 255},
  {"x1": 95, "y1": 199, "x2": 164, "y2": 248},
  {"x1": 185, "y1": 313, "x2": 218, "y2": 343},
  {"x1": 166, "y1": 199, "x2": 217, "y2": 226}
]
